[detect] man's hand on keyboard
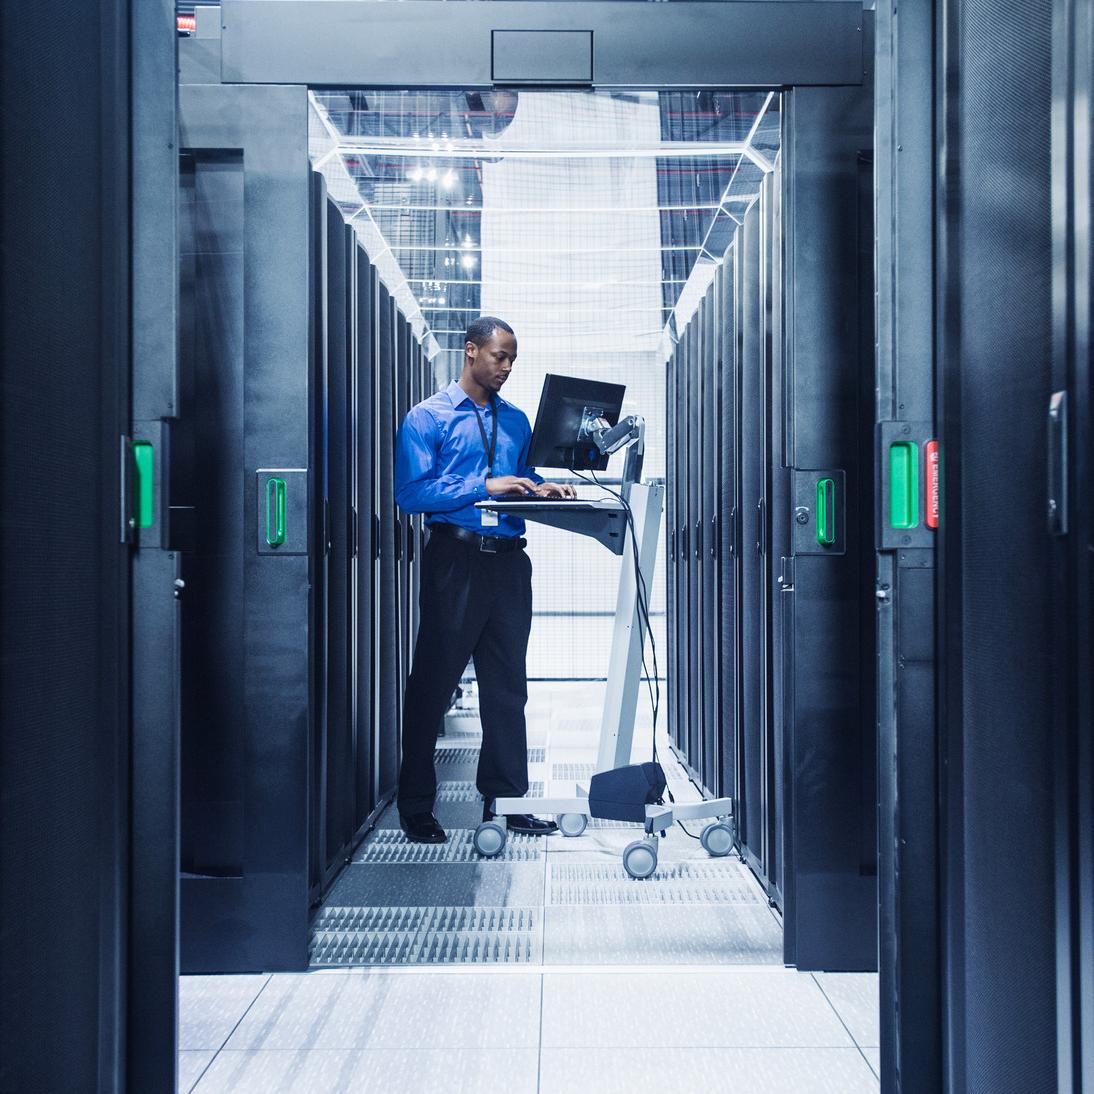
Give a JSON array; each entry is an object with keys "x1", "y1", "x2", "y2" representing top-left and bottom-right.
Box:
[
  {"x1": 533, "y1": 482, "x2": 577, "y2": 499},
  {"x1": 486, "y1": 475, "x2": 538, "y2": 496}
]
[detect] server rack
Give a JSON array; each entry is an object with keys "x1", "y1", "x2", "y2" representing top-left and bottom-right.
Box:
[
  {"x1": 174, "y1": 88, "x2": 422, "y2": 965},
  {"x1": 666, "y1": 78, "x2": 875, "y2": 970},
  {"x1": 700, "y1": 273, "x2": 722, "y2": 797}
]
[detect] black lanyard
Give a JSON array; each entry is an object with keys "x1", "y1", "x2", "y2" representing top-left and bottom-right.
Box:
[{"x1": 470, "y1": 397, "x2": 498, "y2": 474}]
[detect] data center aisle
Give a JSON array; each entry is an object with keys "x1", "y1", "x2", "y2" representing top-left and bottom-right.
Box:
[{"x1": 179, "y1": 684, "x2": 880, "y2": 1092}]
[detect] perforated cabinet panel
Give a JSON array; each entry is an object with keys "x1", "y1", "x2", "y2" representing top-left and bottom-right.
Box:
[{"x1": 945, "y1": 0, "x2": 1057, "y2": 1087}]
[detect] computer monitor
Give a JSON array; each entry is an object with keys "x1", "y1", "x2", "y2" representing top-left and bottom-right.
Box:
[{"x1": 526, "y1": 374, "x2": 627, "y2": 472}]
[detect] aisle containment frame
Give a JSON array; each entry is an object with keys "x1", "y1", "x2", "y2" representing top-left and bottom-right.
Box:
[
  {"x1": 11, "y1": 0, "x2": 1094, "y2": 1091},
  {"x1": 117, "y1": 2, "x2": 1085, "y2": 1094}
]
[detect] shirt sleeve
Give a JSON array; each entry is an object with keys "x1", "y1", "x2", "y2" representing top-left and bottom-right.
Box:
[{"x1": 395, "y1": 407, "x2": 490, "y2": 513}]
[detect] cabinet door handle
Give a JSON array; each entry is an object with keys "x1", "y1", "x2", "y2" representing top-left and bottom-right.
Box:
[
  {"x1": 694, "y1": 517, "x2": 702, "y2": 559},
  {"x1": 394, "y1": 514, "x2": 402, "y2": 561},
  {"x1": 816, "y1": 478, "x2": 837, "y2": 546},
  {"x1": 1048, "y1": 391, "x2": 1068, "y2": 535},
  {"x1": 756, "y1": 498, "x2": 765, "y2": 555},
  {"x1": 669, "y1": 530, "x2": 676, "y2": 562},
  {"x1": 710, "y1": 513, "x2": 718, "y2": 560}
]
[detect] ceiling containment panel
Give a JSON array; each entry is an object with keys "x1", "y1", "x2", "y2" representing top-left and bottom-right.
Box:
[{"x1": 308, "y1": 89, "x2": 781, "y2": 367}]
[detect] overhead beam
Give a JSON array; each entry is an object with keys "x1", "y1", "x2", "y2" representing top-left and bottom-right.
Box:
[{"x1": 221, "y1": 1, "x2": 864, "y2": 89}]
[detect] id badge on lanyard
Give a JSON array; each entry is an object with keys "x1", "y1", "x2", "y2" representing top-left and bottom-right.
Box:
[{"x1": 474, "y1": 398, "x2": 500, "y2": 527}]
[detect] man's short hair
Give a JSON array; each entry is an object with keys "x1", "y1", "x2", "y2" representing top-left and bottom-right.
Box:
[{"x1": 465, "y1": 316, "x2": 514, "y2": 348}]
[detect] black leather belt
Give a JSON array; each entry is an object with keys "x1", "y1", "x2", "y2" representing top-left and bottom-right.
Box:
[{"x1": 429, "y1": 522, "x2": 526, "y2": 554}]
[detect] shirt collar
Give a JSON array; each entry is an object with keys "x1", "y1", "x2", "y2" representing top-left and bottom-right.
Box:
[{"x1": 446, "y1": 380, "x2": 507, "y2": 411}]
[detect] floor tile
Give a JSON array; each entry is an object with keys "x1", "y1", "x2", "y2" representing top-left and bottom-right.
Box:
[
  {"x1": 225, "y1": 970, "x2": 541, "y2": 1050},
  {"x1": 179, "y1": 974, "x2": 271, "y2": 1049},
  {"x1": 542, "y1": 827, "x2": 748, "y2": 862},
  {"x1": 541, "y1": 969, "x2": 853, "y2": 1047},
  {"x1": 539, "y1": 1047, "x2": 878, "y2": 1094},
  {"x1": 375, "y1": 798, "x2": 487, "y2": 831},
  {"x1": 862, "y1": 1045, "x2": 881, "y2": 1077},
  {"x1": 544, "y1": 827, "x2": 742, "y2": 863},
  {"x1": 814, "y1": 972, "x2": 880, "y2": 1046},
  {"x1": 179, "y1": 1050, "x2": 217, "y2": 1093},
  {"x1": 543, "y1": 905, "x2": 782, "y2": 964},
  {"x1": 194, "y1": 1048, "x2": 538, "y2": 1094},
  {"x1": 323, "y1": 862, "x2": 544, "y2": 908},
  {"x1": 310, "y1": 905, "x2": 540, "y2": 966},
  {"x1": 547, "y1": 859, "x2": 765, "y2": 907}
]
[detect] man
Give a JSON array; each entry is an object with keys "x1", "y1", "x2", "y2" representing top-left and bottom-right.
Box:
[{"x1": 394, "y1": 316, "x2": 575, "y2": 843}]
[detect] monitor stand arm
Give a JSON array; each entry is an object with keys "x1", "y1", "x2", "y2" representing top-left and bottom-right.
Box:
[{"x1": 590, "y1": 414, "x2": 645, "y2": 500}]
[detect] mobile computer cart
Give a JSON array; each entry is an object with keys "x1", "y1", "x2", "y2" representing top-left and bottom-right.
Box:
[{"x1": 469, "y1": 418, "x2": 736, "y2": 879}]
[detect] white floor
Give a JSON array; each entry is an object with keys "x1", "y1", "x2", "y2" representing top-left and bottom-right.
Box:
[{"x1": 179, "y1": 683, "x2": 880, "y2": 1092}]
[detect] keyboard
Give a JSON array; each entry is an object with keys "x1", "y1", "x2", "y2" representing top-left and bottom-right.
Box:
[{"x1": 504, "y1": 494, "x2": 579, "y2": 502}]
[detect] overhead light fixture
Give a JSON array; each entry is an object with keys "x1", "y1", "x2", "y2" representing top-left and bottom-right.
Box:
[
  {"x1": 461, "y1": 254, "x2": 477, "y2": 269},
  {"x1": 408, "y1": 165, "x2": 423, "y2": 182},
  {"x1": 441, "y1": 170, "x2": 457, "y2": 189},
  {"x1": 461, "y1": 236, "x2": 473, "y2": 249},
  {"x1": 425, "y1": 166, "x2": 438, "y2": 182}
]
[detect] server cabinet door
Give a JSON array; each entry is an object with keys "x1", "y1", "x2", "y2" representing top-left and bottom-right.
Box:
[
  {"x1": 376, "y1": 285, "x2": 399, "y2": 798},
  {"x1": 738, "y1": 199, "x2": 767, "y2": 879},
  {"x1": 719, "y1": 253, "x2": 741, "y2": 806},
  {"x1": 781, "y1": 83, "x2": 876, "y2": 971},
  {"x1": 665, "y1": 355, "x2": 678, "y2": 751},
  {"x1": 322, "y1": 199, "x2": 353, "y2": 880},
  {"x1": 762, "y1": 172, "x2": 788, "y2": 904},
  {"x1": 701, "y1": 280, "x2": 721, "y2": 795},
  {"x1": 686, "y1": 321, "x2": 704, "y2": 779},
  {"x1": 354, "y1": 247, "x2": 377, "y2": 825},
  {"x1": 678, "y1": 349, "x2": 691, "y2": 755},
  {"x1": 307, "y1": 176, "x2": 329, "y2": 900},
  {"x1": 394, "y1": 313, "x2": 411, "y2": 698},
  {"x1": 178, "y1": 84, "x2": 312, "y2": 971}
]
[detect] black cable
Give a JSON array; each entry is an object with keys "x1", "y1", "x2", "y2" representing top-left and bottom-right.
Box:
[
  {"x1": 576, "y1": 469, "x2": 702, "y2": 842},
  {"x1": 574, "y1": 471, "x2": 659, "y2": 755}
]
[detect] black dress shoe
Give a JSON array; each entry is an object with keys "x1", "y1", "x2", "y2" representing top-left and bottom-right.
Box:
[
  {"x1": 483, "y1": 806, "x2": 558, "y2": 836},
  {"x1": 400, "y1": 812, "x2": 447, "y2": 843}
]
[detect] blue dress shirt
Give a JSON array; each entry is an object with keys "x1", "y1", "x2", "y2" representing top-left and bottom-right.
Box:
[{"x1": 395, "y1": 380, "x2": 543, "y2": 538}]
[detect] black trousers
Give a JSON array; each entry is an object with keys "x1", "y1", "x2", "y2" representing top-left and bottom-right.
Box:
[{"x1": 397, "y1": 531, "x2": 533, "y2": 815}]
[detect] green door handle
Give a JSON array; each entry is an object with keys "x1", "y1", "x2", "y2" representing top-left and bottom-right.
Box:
[
  {"x1": 889, "y1": 442, "x2": 920, "y2": 529},
  {"x1": 816, "y1": 477, "x2": 836, "y2": 547},
  {"x1": 133, "y1": 441, "x2": 154, "y2": 530},
  {"x1": 265, "y1": 477, "x2": 286, "y2": 547}
]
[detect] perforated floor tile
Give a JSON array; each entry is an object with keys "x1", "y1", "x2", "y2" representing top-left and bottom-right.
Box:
[
  {"x1": 310, "y1": 906, "x2": 539, "y2": 966},
  {"x1": 542, "y1": 905, "x2": 783, "y2": 964},
  {"x1": 324, "y1": 862, "x2": 546, "y2": 908},
  {"x1": 551, "y1": 762, "x2": 595, "y2": 781},
  {"x1": 435, "y1": 780, "x2": 544, "y2": 802},
  {"x1": 354, "y1": 829, "x2": 543, "y2": 864},
  {"x1": 435, "y1": 747, "x2": 546, "y2": 764},
  {"x1": 549, "y1": 861, "x2": 765, "y2": 905}
]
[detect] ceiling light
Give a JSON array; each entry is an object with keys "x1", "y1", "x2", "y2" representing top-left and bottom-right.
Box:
[
  {"x1": 441, "y1": 170, "x2": 457, "y2": 189},
  {"x1": 408, "y1": 165, "x2": 423, "y2": 182},
  {"x1": 425, "y1": 166, "x2": 438, "y2": 182},
  {"x1": 461, "y1": 254, "x2": 477, "y2": 269},
  {"x1": 461, "y1": 236, "x2": 473, "y2": 249}
]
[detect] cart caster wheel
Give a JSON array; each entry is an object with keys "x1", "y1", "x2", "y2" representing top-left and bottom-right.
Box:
[
  {"x1": 473, "y1": 821, "x2": 507, "y2": 858},
  {"x1": 557, "y1": 812, "x2": 588, "y2": 837},
  {"x1": 622, "y1": 839, "x2": 658, "y2": 879},
  {"x1": 700, "y1": 821, "x2": 735, "y2": 858}
]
